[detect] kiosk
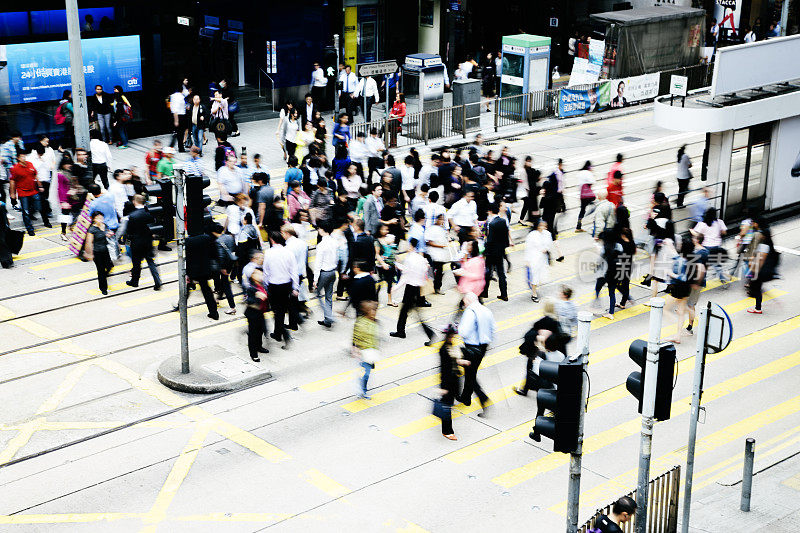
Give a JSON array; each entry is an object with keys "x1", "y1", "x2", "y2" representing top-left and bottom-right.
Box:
[
  {"x1": 499, "y1": 34, "x2": 551, "y2": 98},
  {"x1": 402, "y1": 53, "x2": 445, "y2": 139}
]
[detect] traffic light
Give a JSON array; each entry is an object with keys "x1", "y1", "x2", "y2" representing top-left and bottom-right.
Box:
[
  {"x1": 185, "y1": 175, "x2": 213, "y2": 237},
  {"x1": 145, "y1": 178, "x2": 174, "y2": 241},
  {"x1": 626, "y1": 340, "x2": 677, "y2": 421},
  {"x1": 530, "y1": 360, "x2": 584, "y2": 453}
]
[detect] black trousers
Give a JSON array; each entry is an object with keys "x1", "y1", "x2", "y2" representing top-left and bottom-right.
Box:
[
  {"x1": 677, "y1": 178, "x2": 691, "y2": 207},
  {"x1": 130, "y1": 249, "x2": 161, "y2": 287},
  {"x1": 194, "y1": 278, "x2": 218, "y2": 318},
  {"x1": 367, "y1": 157, "x2": 384, "y2": 185},
  {"x1": 93, "y1": 248, "x2": 113, "y2": 293},
  {"x1": 336, "y1": 272, "x2": 349, "y2": 297},
  {"x1": 459, "y1": 344, "x2": 489, "y2": 406},
  {"x1": 214, "y1": 272, "x2": 235, "y2": 308},
  {"x1": 268, "y1": 282, "x2": 292, "y2": 341},
  {"x1": 92, "y1": 163, "x2": 109, "y2": 189},
  {"x1": 396, "y1": 285, "x2": 434, "y2": 338},
  {"x1": 482, "y1": 253, "x2": 507, "y2": 299},
  {"x1": 576, "y1": 197, "x2": 594, "y2": 230},
  {"x1": 431, "y1": 261, "x2": 446, "y2": 293},
  {"x1": 311, "y1": 86, "x2": 326, "y2": 111},
  {"x1": 40, "y1": 181, "x2": 52, "y2": 219},
  {"x1": 245, "y1": 306, "x2": 266, "y2": 358},
  {"x1": 440, "y1": 391, "x2": 455, "y2": 435}
]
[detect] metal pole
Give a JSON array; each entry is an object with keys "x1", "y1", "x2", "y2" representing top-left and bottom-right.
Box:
[
  {"x1": 334, "y1": 34, "x2": 340, "y2": 115},
  {"x1": 384, "y1": 76, "x2": 390, "y2": 149},
  {"x1": 635, "y1": 297, "x2": 665, "y2": 533},
  {"x1": 780, "y1": 1, "x2": 789, "y2": 37},
  {"x1": 740, "y1": 438, "x2": 755, "y2": 511},
  {"x1": 65, "y1": 0, "x2": 91, "y2": 155},
  {"x1": 680, "y1": 303, "x2": 710, "y2": 533},
  {"x1": 461, "y1": 103, "x2": 467, "y2": 138},
  {"x1": 174, "y1": 170, "x2": 190, "y2": 374},
  {"x1": 494, "y1": 96, "x2": 499, "y2": 132},
  {"x1": 567, "y1": 311, "x2": 593, "y2": 533}
]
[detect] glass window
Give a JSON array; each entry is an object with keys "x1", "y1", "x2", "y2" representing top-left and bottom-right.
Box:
[{"x1": 504, "y1": 54, "x2": 524, "y2": 79}]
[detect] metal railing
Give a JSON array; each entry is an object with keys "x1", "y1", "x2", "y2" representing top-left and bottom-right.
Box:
[
  {"x1": 257, "y1": 68, "x2": 276, "y2": 111},
  {"x1": 579, "y1": 466, "x2": 681, "y2": 533}
]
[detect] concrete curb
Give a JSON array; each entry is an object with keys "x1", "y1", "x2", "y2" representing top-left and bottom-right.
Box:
[{"x1": 157, "y1": 345, "x2": 273, "y2": 394}]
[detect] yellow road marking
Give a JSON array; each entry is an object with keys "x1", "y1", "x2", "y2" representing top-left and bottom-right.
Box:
[
  {"x1": 30, "y1": 257, "x2": 82, "y2": 271},
  {"x1": 302, "y1": 468, "x2": 350, "y2": 497},
  {"x1": 492, "y1": 338, "x2": 800, "y2": 489},
  {"x1": 119, "y1": 288, "x2": 179, "y2": 307},
  {"x1": 0, "y1": 513, "x2": 141, "y2": 524},
  {"x1": 34, "y1": 363, "x2": 92, "y2": 415},
  {"x1": 58, "y1": 262, "x2": 133, "y2": 283},
  {"x1": 172, "y1": 512, "x2": 295, "y2": 522},
  {"x1": 15, "y1": 245, "x2": 67, "y2": 261},
  {"x1": 550, "y1": 381, "x2": 800, "y2": 515},
  {"x1": 0, "y1": 419, "x2": 46, "y2": 465}
]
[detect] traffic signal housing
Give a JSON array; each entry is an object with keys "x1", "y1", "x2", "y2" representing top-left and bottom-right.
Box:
[
  {"x1": 145, "y1": 178, "x2": 174, "y2": 241},
  {"x1": 626, "y1": 340, "x2": 677, "y2": 421},
  {"x1": 530, "y1": 360, "x2": 584, "y2": 454},
  {"x1": 185, "y1": 175, "x2": 213, "y2": 237}
]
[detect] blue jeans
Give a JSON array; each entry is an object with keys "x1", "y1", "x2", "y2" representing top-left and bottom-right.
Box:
[
  {"x1": 191, "y1": 126, "x2": 204, "y2": 152},
  {"x1": 19, "y1": 194, "x2": 45, "y2": 235},
  {"x1": 97, "y1": 113, "x2": 112, "y2": 143},
  {"x1": 360, "y1": 361, "x2": 372, "y2": 396},
  {"x1": 117, "y1": 122, "x2": 128, "y2": 146}
]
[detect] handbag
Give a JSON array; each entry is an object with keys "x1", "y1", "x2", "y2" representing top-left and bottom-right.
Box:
[
  {"x1": 7, "y1": 230, "x2": 24, "y2": 255},
  {"x1": 210, "y1": 118, "x2": 231, "y2": 136},
  {"x1": 432, "y1": 398, "x2": 451, "y2": 419}
]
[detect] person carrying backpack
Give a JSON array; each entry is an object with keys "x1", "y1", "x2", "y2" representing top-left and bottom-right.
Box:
[
  {"x1": 55, "y1": 90, "x2": 75, "y2": 150},
  {"x1": 112, "y1": 85, "x2": 132, "y2": 149},
  {"x1": 746, "y1": 217, "x2": 779, "y2": 314}
]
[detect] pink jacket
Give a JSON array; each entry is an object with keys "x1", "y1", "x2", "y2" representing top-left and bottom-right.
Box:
[
  {"x1": 57, "y1": 172, "x2": 71, "y2": 205},
  {"x1": 458, "y1": 256, "x2": 486, "y2": 296}
]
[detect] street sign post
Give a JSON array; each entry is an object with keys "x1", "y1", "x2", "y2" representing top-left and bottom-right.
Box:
[
  {"x1": 358, "y1": 60, "x2": 399, "y2": 77},
  {"x1": 670, "y1": 74, "x2": 688, "y2": 108}
]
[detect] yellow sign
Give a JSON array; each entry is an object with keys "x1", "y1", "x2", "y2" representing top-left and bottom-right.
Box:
[{"x1": 344, "y1": 6, "x2": 357, "y2": 67}]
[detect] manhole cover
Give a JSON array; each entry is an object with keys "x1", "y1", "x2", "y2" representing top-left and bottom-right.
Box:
[
  {"x1": 202, "y1": 356, "x2": 263, "y2": 379},
  {"x1": 619, "y1": 136, "x2": 644, "y2": 142}
]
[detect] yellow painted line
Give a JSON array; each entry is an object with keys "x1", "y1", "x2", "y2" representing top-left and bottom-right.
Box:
[
  {"x1": 86, "y1": 270, "x2": 177, "y2": 296},
  {"x1": 119, "y1": 288, "x2": 179, "y2": 307},
  {"x1": 588, "y1": 288, "x2": 784, "y2": 366},
  {"x1": 34, "y1": 363, "x2": 92, "y2": 415},
  {"x1": 391, "y1": 384, "x2": 518, "y2": 438},
  {"x1": 448, "y1": 313, "x2": 800, "y2": 466},
  {"x1": 30, "y1": 256, "x2": 82, "y2": 271},
  {"x1": 397, "y1": 521, "x2": 432, "y2": 533},
  {"x1": 172, "y1": 513, "x2": 294, "y2": 522},
  {"x1": 783, "y1": 471, "x2": 800, "y2": 491},
  {"x1": 550, "y1": 379, "x2": 800, "y2": 515},
  {"x1": 0, "y1": 304, "x2": 93, "y2": 357},
  {"x1": 58, "y1": 262, "x2": 133, "y2": 283},
  {"x1": 0, "y1": 419, "x2": 45, "y2": 465},
  {"x1": 302, "y1": 468, "x2": 350, "y2": 497},
  {"x1": 492, "y1": 338, "x2": 800, "y2": 489},
  {"x1": 15, "y1": 245, "x2": 67, "y2": 261},
  {"x1": 0, "y1": 513, "x2": 141, "y2": 524},
  {"x1": 209, "y1": 416, "x2": 290, "y2": 463}
]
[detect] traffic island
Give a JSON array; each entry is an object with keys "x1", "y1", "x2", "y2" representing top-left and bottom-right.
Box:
[{"x1": 157, "y1": 345, "x2": 273, "y2": 394}]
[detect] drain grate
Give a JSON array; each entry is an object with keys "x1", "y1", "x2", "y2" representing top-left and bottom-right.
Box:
[
  {"x1": 504, "y1": 136, "x2": 522, "y2": 141},
  {"x1": 620, "y1": 136, "x2": 644, "y2": 142},
  {"x1": 585, "y1": 132, "x2": 597, "y2": 135}
]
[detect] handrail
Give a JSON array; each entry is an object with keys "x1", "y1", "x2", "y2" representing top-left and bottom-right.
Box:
[{"x1": 258, "y1": 68, "x2": 275, "y2": 112}]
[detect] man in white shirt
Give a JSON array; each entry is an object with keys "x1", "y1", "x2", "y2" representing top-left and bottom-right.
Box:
[
  {"x1": 29, "y1": 145, "x2": 53, "y2": 220},
  {"x1": 424, "y1": 190, "x2": 448, "y2": 230},
  {"x1": 217, "y1": 155, "x2": 244, "y2": 205},
  {"x1": 283, "y1": 224, "x2": 309, "y2": 327},
  {"x1": 418, "y1": 155, "x2": 439, "y2": 188},
  {"x1": 390, "y1": 237, "x2": 436, "y2": 344},
  {"x1": 313, "y1": 222, "x2": 339, "y2": 327},
  {"x1": 447, "y1": 191, "x2": 478, "y2": 242},
  {"x1": 263, "y1": 230, "x2": 300, "y2": 347},
  {"x1": 457, "y1": 292, "x2": 496, "y2": 410},
  {"x1": 89, "y1": 129, "x2": 112, "y2": 189},
  {"x1": 407, "y1": 209, "x2": 426, "y2": 255},
  {"x1": 365, "y1": 128, "x2": 386, "y2": 182},
  {"x1": 349, "y1": 131, "x2": 371, "y2": 177},
  {"x1": 169, "y1": 89, "x2": 188, "y2": 152},
  {"x1": 107, "y1": 169, "x2": 130, "y2": 219},
  {"x1": 356, "y1": 75, "x2": 380, "y2": 122},
  {"x1": 400, "y1": 155, "x2": 417, "y2": 215},
  {"x1": 410, "y1": 184, "x2": 430, "y2": 222},
  {"x1": 339, "y1": 65, "x2": 358, "y2": 121},
  {"x1": 310, "y1": 61, "x2": 328, "y2": 111}
]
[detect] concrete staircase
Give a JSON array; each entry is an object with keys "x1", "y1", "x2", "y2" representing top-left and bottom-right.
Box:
[{"x1": 234, "y1": 86, "x2": 279, "y2": 123}]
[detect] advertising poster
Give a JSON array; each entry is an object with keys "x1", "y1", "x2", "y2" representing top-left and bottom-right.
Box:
[
  {"x1": 558, "y1": 82, "x2": 611, "y2": 118},
  {"x1": 67, "y1": 196, "x2": 94, "y2": 257},
  {"x1": 608, "y1": 73, "x2": 660, "y2": 107},
  {"x1": 569, "y1": 40, "x2": 605, "y2": 87},
  {"x1": 769, "y1": 116, "x2": 800, "y2": 209},
  {"x1": 0, "y1": 35, "x2": 142, "y2": 105}
]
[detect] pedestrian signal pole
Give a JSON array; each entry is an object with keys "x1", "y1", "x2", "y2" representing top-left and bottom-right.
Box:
[
  {"x1": 174, "y1": 169, "x2": 189, "y2": 374},
  {"x1": 567, "y1": 311, "x2": 593, "y2": 533},
  {"x1": 635, "y1": 297, "x2": 664, "y2": 533},
  {"x1": 65, "y1": 0, "x2": 91, "y2": 156}
]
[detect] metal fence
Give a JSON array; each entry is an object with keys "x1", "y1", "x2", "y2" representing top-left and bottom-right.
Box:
[
  {"x1": 348, "y1": 63, "x2": 713, "y2": 149},
  {"x1": 579, "y1": 466, "x2": 681, "y2": 533}
]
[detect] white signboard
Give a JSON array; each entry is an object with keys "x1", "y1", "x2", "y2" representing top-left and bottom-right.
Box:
[
  {"x1": 359, "y1": 60, "x2": 399, "y2": 77},
  {"x1": 670, "y1": 75, "x2": 688, "y2": 97},
  {"x1": 608, "y1": 73, "x2": 660, "y2": 107},
  {"x1": 568, "y1": 40, "x2": 605, "y2": 87},
  {"x1": 769, "y1": 115, "x2": 800, "y2": 209},
  {"x1": 177, "y1": 16, "x2": 191, "y2": 26},
  {"x1": 502, "y1": 44, "x2": 525, "y2": 54},
  {"x1": 711, "y1": 34, "x2": 800, "y2": 97},
  {"x1": 501, "y1": 74, "x2": 524, "y2": 87}
]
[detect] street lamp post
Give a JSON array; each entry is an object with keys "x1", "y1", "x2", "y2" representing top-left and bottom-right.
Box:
[{"x1": 65, "y1": 0, "x2": 92, "y2": 155}]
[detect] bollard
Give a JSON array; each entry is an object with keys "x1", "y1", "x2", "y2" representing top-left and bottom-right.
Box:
[{"x1": 740, "y1": 438, "x2": 755, "y2": 512}]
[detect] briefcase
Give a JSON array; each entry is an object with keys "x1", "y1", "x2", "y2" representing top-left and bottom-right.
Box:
[{"x1": 8, "y1": 230, "x2": 24, "y2": 255}]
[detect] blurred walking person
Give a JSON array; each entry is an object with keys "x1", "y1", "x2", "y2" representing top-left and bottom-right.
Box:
[
  {"x1": 83, "y1": 211, "x2": 113, "y2": 295},
  {"x1": 457, "y1": 292, "x2": 496, "y2": 414},
  {"x1": 352, "y1": 300, "x2": 380, "y2": 399},
  {"x1": 675, "y1": 144, "x2": 693, "y2": 208}
]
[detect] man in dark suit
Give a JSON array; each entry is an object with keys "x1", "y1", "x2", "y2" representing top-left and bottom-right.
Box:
[
  {"x1": 481, "y1": 202, "x2": 509, "y2": 301},
  {"x1": 345, "y1": 260, "x2": 377, "y2": 316},
  {"x1": 125, "y1": 194, "x2": 162, "y2": 290},
  {"x1": 336, "y1": 217, "x2": 356, "y2": 300},
  {"x1": 184, "y1": 230, "x2": 220, "y2": 320},
  {"x1": 351, "y1": 218, "x2": 376, "y2": 273},
  {"x1": 300, "y1": 93, "x2": 317, "y2": 129}
]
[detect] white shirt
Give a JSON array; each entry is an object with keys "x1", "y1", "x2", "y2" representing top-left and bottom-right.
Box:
[
  {"x1": 744, "y1": 31, "x2": 756, "y2": 43},
  {"x1": 424, "y1": 202, "x2": 448, "y2": 229},
  {"x1": 224, "y1": 204, "x2": 254, "y2": 236},
  {"x1": 365, "y1": 136, "x2": 385, "y2": 157},
  {"x1": 410, "y1": 194, "x2": 429, "y2": 219},
  {"x1": 314, "y1": 234, "x2": 339, "y2": 276},
  {"x1": 342, "y1": 175, "x2": 363, "y2": 198},
  {"x1": 357, "y1": 77, "x2": 380, "y2": 100},
  {"x1": 107, "y1": 181, "x2": 129, "y2": 217},
  {"x1": 311, "y1": 67, "x2": 328, "y2": 87},
  {"x1": 262, "y1": 244, "x2": 299, "y2": 290},
  {"x1": 217, "y1": 166, "x2": 244, "y2": 196},
  {"x1": 400, "y1": 165, "x2": 416, "y2": 191},
  {"x1": 460, "y1": 61, "x2": 474, "y2": 76},
  {"x1": 169, "y1": 92, "x2": 186, "y2": 115},
  {"x1": 39, "y1": 146, "x2": 56, "y2": 182},
  {"x1": 418, "y1": 164, "x2": 437, "y2": 187},
  {"x1": 285, "y1": 119, "x2": 299, "y2": 142},
  {"x1": 285, "y1": 236, "x2": 308, "y2": 278},
  {"x1": 408, "y1": 222, "x2": 426, "y2": 253},
  {"x1": 31, "y1": 155, "x2": 50, "y2": 183},
  {"x1": 89, "y1": 138, "x2": 112, "y2": 165},
  {"x1": 349, "y1": 139, "x2": 371, "y2": 168},
  {"x1": 341, "y1": 71, "x2": 358, "y2": 94},
  {"x1": 447, "y1": 198, "x2": 478, "y2": 227},
  {"x1": 398, "y1": 252, "x2": 428, "y2": 287},
  {"x1": 458, "y1": 301, "x2": 496, "y2": 345},
  {"x1": 425, "y1": 224, "x2": 449, "y2": 262}
]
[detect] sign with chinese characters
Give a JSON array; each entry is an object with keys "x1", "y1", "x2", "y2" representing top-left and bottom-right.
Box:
[{"x1": 0, "y1": 35, "x2": 142, "y2": 105}]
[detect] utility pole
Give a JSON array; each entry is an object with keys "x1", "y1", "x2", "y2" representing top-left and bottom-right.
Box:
[
  {"x1": 65, "y1": 0, "x2": 91, "y2": 155},
  {"x1": 174, "y1": 170, "x2": 189, "y2": 374},
  {"x1": 635, "y1": 297, "x2": 664, "y2": 533},
  {"x1": 681, "y1": 302, "x2": 710, "y2": 532},
  {"x1": 333, "y1": 34, "x2": 340, "y2": 115},
  {"x1": 566, "y1": 311, "x2": 593, "y2": 533}
]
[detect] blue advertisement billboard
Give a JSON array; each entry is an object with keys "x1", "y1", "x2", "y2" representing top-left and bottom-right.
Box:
[{"x1": 0, "y1": 35, "x2": 142, "y2": 106}]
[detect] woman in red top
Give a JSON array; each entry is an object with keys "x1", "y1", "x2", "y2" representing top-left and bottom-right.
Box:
[
  {"x1": 606, "y1": 153, "x2": 624, "y2": 207},
  {"x1": 388, "y1": 92, "x2": 406, "y2": 148}
]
